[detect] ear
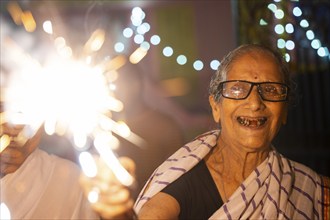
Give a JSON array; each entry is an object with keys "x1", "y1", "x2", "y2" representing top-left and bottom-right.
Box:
[{"x1": 209, "y1": 95, "x2": 221, "y2": 123}]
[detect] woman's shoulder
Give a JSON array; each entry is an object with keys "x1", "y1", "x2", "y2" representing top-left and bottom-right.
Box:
[
  {"x1": 285, "y1": 157, "x2": 328, "y2": 189},
  {"x1": 274, "y1": 149, "x2": 323, "y2": 179},
  {"x1": 289, "y1": 159, "x2": 323, "y2": 179}
]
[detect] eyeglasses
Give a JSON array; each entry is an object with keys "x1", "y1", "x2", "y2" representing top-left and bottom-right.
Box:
[{"x1": 218, "y1": 80, "x2": 289, "y2": 102}]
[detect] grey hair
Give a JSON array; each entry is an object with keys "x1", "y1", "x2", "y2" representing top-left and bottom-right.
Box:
[{"x1": 209, "y1": 44, "x2": 292, "y2": 102}]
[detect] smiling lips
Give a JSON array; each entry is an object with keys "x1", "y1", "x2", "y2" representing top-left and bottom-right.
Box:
[{"x1": 237, "y1": 116, "x2": 267, "y2": 127}]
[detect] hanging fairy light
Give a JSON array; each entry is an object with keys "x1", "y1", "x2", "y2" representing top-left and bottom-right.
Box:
[
  {"x1": 117, "y1": 6, "x2": 220, "y2": 72},
  {"x1": 210, "y1": 60, "x2": 220, "y2": 70},
  {"x1": 266, "y1": 0, "x2": 329, "y2": 59}
]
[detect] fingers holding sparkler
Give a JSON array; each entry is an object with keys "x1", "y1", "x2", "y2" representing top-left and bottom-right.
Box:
[
  {"x1": 0, "y1": 122, "x2": 25, "y2": 137},
  {"x1": 0, "y1": 123, "x2": 28, "y2": 150},
  {"x1": 79, "y1": 154, "x2": 137, "y2": 219},
  {"x1": 0, "y1": 122, "x2": 42, "y2": 177}
]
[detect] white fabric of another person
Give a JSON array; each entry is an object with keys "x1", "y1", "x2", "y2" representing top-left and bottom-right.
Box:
[{"x1": 0, "y1": 148, "x2": 99, "y2": 219}]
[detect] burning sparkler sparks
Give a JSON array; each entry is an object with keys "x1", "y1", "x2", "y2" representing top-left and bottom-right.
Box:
[{"x1": 1, "y1": 2, "x2": 151, "y2": 213}]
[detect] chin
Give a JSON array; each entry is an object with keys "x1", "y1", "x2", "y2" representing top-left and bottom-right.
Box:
[{"x1": 241, "y1": 140, "x2": 271, "y2": 152}]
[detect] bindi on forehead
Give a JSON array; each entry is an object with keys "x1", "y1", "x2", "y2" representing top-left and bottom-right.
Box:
[{"x1": 254, "y1": 75, "x2": 258, "y2": 80}]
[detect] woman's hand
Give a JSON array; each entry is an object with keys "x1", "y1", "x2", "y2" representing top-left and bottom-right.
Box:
[{"x1": 79, "y1": 156, "x2": 137, "y2": 219}]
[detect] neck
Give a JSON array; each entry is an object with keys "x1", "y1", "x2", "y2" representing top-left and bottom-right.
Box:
[
  {"x1": 205, "y1": 135, "x2": 271, "y2": 202},
  {"x1": 211, "y1": 135, "x2": 270, "y2": 181}
]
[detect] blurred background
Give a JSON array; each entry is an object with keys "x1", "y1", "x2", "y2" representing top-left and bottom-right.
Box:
[{"x1": 1, "y1": 0, "x2": 329, "y2": 179}]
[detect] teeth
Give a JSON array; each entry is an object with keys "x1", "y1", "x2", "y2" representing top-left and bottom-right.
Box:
[
  {"x1": 237, "y1": 117, "x2": 267, "y2": 127},
  {"x1": 243, "y1": 118, "x2": 249, "y2": 126}
]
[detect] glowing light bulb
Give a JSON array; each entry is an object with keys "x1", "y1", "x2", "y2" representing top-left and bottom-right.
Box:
[
  {"x1": 193, "y1": 60, "x2": 204, "y2": 71},
  {"x1": 177, "y1": 55, "x2": 187, "y2": 65}
]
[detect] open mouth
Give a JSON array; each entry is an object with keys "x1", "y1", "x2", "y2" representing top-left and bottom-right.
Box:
[{"x1": 237, "y1": 116, "x2": 267, "y2": 128}]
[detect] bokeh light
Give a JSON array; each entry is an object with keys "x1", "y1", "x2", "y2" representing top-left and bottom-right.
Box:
[
  {"x1": 150, "y1": 35, "x2": 161, "y2": 45},
  {"x1": 285, "y1": 23, "x2": 294, "y2": 34},
  {"x1": 210, "y1": 60, "x2": 220, "y2": 70},
  {"x1": 306, "y1": 30, "x2": 315, "y2": 40},
  {"x1": 274, "y1": 9, "x2": 284, "y2": 19},
  {"x1": 274, "y1": 24, "x2": 284, "y2": 34},
  {"x1": 293, "y1": 6, "x2": 302, "y2": 17},
  {"x1": 193, "y1": 60, "x2": 203, "y2": 71},
  {"x1": 277, "y1": 38, "x2": 286, "y2": 49},
  {"x1": 176, "y1": 55, "x2": 187, "y2": 65},
  {"x1": 300, "y1": 19, "x2": 309, "y2": 28},
  {"x1": 163, "y1": 46, "x2": 173, "y2": 57},
  {"x1": 123, "y1": 27, "x2": 133, "y2": 38},
  {"x1": 311, "y1": 39, "x2": 321, "y2": 49},
  {"x1": 285, "y1": 40, "x2": 295, "y2": 50},
  {"x1": 134, "y1": 34, "x2": 144, "y2": 44},
  {"x1": 114, "y1": 42, "x2": 125, "y2": 53}
]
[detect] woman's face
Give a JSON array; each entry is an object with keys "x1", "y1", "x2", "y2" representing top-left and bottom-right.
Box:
[{"x1": 209, "y1": 51, "x2": 288, "y2": 152}]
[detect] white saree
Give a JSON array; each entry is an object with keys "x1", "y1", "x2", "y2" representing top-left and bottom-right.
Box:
[
  {"x1": 134, "y1": 130, "x2": 329, "y2": 220},
  {"x1": 0, "y1": 148, "x2": 98, "y2": 219}
]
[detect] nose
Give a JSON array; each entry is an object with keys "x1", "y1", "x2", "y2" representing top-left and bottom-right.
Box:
[{"x1": 246, "y1": 86, "x2": 265, "y2": 111}]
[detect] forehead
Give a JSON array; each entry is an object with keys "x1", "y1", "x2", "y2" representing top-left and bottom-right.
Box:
[{"x1": 227, "y1": 51, "x2": 284, "y2": 82}]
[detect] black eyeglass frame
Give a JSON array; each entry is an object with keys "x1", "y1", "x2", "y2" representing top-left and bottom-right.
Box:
[{"x1": 218, "y1": 80, "x2": 290, "y2": 102}]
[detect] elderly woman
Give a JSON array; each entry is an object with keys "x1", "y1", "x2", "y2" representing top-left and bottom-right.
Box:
[
  {"x1": 81, "y1": 44, "x2": 330, "y2": 219},
  {"x1": 134, "y1": 44, "x2": 329, "y2": 219}
]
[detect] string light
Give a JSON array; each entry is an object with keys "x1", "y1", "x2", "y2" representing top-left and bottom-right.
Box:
[
  {"x1": 163, "y1": 46, "x2": 173, "y2": 57},
  {"x1": 277, "y1": 38, "x2": 286, "y2": 49},
  {"x1": 140, "y1": 41, "x2": 150, "y2": 50},
  {"x1": 274, "y1": 9, "x2": 285, "y2": 19},
  {"x1": 114, "y1": 42, "x2": 125, "y2": 53},
  {"x1": 177, "y1": 55, "x2": 187, "y2": 65},
  {"x1": 116, "y1": 7, "x2": 220, "y2": 72},
  {"x1": 285, "y1": 23, "x2": 294, "y2": 34},
  {"x1": 210, "y1": 60, "x2": 220, "y2": 70},
  {"x1": 265, "y1": 0, "x2": 329, "y2": 60},
  {"x1": 306, "y1": 30, "x2": 315, "y2": 40},
  {"x1": 150, "y1": 35, "x2": 161, "y2": 45},
  {"x1": 133, "y1": 34, "x2": 144, "y2": 44},
  {"x1": 193, "y1": 60, "x2": 204, "y2": 71},
  {"x1": 275, "y1": 24, "x2": 285, "y2": 34},
  {"x1": 123, "y1": 27, "x2": 133, "y2": 38},
  {"x1": 285, "y1": 40, "x2": 295, "y2": 50},
  {"x1": 292, "y1": 6, "x2": 302, "y2": 17},
  {"x1": 259, "y1": 19, "x2": 268, "y2": 26}
]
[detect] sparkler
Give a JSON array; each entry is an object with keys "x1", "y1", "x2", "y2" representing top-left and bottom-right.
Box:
[{"x1": 1, "y1": 1, "x2": 150, "y2": 216}]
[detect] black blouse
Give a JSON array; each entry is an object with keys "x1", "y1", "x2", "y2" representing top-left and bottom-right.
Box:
[{"x1": 162, "y1": 160, "x2": 223, "y2": 220}]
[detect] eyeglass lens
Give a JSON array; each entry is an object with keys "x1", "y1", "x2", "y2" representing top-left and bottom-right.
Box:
[{"x1": 221, "y1": 81, "x2": 288, "y2": 101}]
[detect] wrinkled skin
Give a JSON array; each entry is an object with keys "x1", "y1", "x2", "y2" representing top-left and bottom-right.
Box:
[{"x1": 209, "y1": 51, "x2": 288, "y2": 153}]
